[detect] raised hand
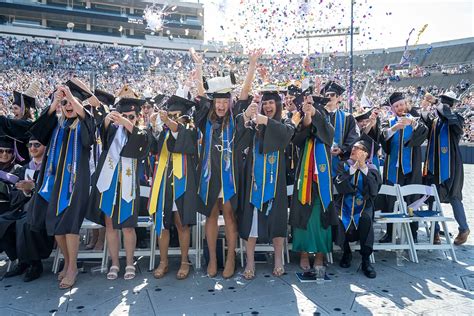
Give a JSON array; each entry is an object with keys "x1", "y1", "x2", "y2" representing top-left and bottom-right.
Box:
[
  {"x1": 189, "y1": 48, "x2": 203, "y2": 64},
  {"x1": 248, "y1": 48, "x2": 265, "y2": 64}
]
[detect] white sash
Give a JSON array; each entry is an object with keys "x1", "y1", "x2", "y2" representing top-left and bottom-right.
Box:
[{"x1": 120, "y1": 157, "x2": 135, "y2": 203}]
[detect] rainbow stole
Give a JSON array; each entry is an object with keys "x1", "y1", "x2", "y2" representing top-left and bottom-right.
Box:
[
  {"x1": 148, "y1": 131, "x2": 187, "y2": 235},
  {"x1": 331, "y1": 110, "x2": 347, "y2": 175},
  {"x1": 39, "y1": 119, "x2": 81, "y2": 215},
  {"x1": 424, "y1": 118, "x2": 450, "y2": 183},
  {"x1": 250, "y1": 137, "x2": 279, "y2": 215},
  {"x1": 297, "y1": 137, "x2": 332, "y2": 211},
  {"x1": 386, "y1": 116, "x2": 413, "y2": 184},
  {"x1": 340, "y1": 163, "x2": 366, "y2": 231},
  {"x1": 198, "y1": 119, "x2": 236, "y2": 205}
]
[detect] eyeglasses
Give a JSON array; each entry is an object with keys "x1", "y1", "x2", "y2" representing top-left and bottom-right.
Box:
[
  {"x1": 122, "y1": 114, "x2": 136, "y2": 120},
  {"x1": 27, "y1": 142, "x2": 42, "y2": 149},
  {"x1": 325, "y1": 92, "x2": 336, "y2": 98},
  {"x1": 0, "y1": 149, "x2": 13, "y2": 155}
]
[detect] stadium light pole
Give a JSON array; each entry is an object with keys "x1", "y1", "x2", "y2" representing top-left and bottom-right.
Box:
[{"x1": 349, "y1": 0, "x2": 354, "y2": 113}]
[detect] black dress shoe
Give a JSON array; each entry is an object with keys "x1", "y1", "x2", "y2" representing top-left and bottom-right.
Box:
[
  {"x1": 339, "y1": 251, "x2": 352, "y2": 268},
  {"x1": 4, "y1": 262, "x2": 28, "y2": 278},
  {"x1": 361, "y1": 260, "x2": 376, "y2": 279},
  {"x1": 379, "y1": 233, "x2": 392, "y2": 243},
  {"x1": 23, "y1": 262, "x2": 43, "y2": 283}
]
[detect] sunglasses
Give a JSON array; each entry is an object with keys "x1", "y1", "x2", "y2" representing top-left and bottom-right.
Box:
[
  {"x1": 27, "y1": 142, "x2": 42, "y2": 149},
  {"x1": 325, "y1": 92, "x2": 336, "y2": 98},
  {"x1": 122, "y1": 114, "x2": 136, "y2": 120},
  {"x1": 0, "y1": 148, "x2": 13, "y2": 155}
]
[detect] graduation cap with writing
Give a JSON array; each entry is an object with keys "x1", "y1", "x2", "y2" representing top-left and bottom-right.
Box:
[
  {"x1": 320, "y1": 81, "x2": 345, "y2": 96},
  {"x1": 388, "y1": 92, "x2": 405, "y2": 106},
  {"x1": 13, "y1": 81, "x2": 40, "y2": 110},
  {"x1": 115, "y1": 98, "x2": 146, "y2": 114},
  {"x1": 94, "y1": 89, "x2": 115, "y2": 107},
  {"x1": 65, "y1": 78, "x2": 93, "y2": 101},
  {"x1": 204, "y1": 72, "x2": 236, "y2": 99},
  {"x1": 438, "y1": 91, "x2": 459, "y2": 107},
  {"x1": 260, "y1": 84, "x2": 283, "y2": 102},
  {"x1": 354, "y1": 133, "x2": 380, "y2": 161},
  {"x1": 354, "y1": 108, "x2": 374, "y2": 122}
]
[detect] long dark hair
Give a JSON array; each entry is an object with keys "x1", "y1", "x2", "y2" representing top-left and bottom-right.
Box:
[{"x1": 209, "y1": 96, "x2": 233, "y2": 127}]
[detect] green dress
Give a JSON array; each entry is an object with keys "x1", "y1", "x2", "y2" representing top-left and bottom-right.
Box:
[{"x1": 292, "y1": 195, "x2": 332, "y2": 254}]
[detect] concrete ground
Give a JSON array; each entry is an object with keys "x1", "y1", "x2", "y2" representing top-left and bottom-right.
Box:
[{"x1": 1, "y1": 166, "x2": 473, "y2": 316}]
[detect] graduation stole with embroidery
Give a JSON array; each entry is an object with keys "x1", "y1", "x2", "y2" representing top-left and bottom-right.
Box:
[
  {"x1": 331, "y1": 109, "x2": 347, "y2": 175},
  {"x1": 386, "y1": 115, "x2": 413, "y2": 184},
  {"x1": 424, "y1": 117, "x2": 450, "y2": 183},
  {"x1": 96, "y1": 126, "x2": 136, "y2": 224},
  {"x1": 340, "y1": 163, "x2": 366, "y2": 231},
  {"x1": 198, "y1": 119, "x2": 236, "y2": 205},
  {"x1": 250, "y1": 137, "x2": 279, "y2": 215},
  {"x1": 39, "y1": 118, "x2": 82, "y2": 215},
  {"x1": 148, "y1": 131, "x2": 187, "y2": 235},
  {"x1": 297, "y1": 137, "x2": 332, "y2": 211}
]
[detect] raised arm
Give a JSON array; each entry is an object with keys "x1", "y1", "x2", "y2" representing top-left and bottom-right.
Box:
[
  {"x1": 240, "y1": 49, "x2": 264, "y2": 101},
  {"x1": 190, "y1": 48, "x2": 205, "y2": 97}
]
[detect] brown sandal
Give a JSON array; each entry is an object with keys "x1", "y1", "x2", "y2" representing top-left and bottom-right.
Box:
[
  {"x1": 153, "y1": 261, "x2": 169, "y2": 279},
  {"x1": 176, "y1": 262, "x2": 191, "y2": 280}
]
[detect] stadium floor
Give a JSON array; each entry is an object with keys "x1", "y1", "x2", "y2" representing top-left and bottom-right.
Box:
[{"x1": 1, "y1": 166, "x2": 473, "y2": 316}]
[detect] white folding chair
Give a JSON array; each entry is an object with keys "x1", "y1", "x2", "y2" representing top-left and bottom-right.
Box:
[
  {"x1": 398, "y1": 184, "x2": 457, "y2": 262},
  {"x1": 373, "y1": 184, "x2": 418, "y2": 263}
]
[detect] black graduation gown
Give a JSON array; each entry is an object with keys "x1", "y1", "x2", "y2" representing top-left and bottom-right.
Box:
[
  {"x1": 0, "y1": 116, "x2": 32, "y2": 163},
  {"x1": 150, "y1": 123, "x2": 199, "y2": 228},
  {"x1": 27, "y1": 109, "x2": 95, "y2": 236},
  {"x1": 421, "y1": 110, "x2": 464, "y2": 202},
  {"x1": 237, "y1": 117, "x2": 295, "y2": 242},
  {"x1": 326, "y1": 108, "x2": 359, "y2": 161},
  {"x1": 88, "y1": 124, "x2": 150, "y2": 229},
  {"x1": 193, "y1": 97, "x2": 248, "y2": 216},
  {"x1": 289, "y1": 109, "x2": 339, "y2": 230},
  {"x1": 380, "y1": 116, "x2": 428, "y2": 211},
  {"x1": 333, "y1": 162, "x2": 382, "y2": 249},
  {"x1": 0, "y1": 164, "x2": 21, "y2": 214}
]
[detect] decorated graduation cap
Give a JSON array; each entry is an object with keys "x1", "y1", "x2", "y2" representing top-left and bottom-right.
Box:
[
  {"x1": 354, "y1": 133, "x2": 380, "y2": 161},
  {"x1": 354, "y1": 108, "x2": 374, "y2": 122},
  {"x1": 94, "y1": 89, "x2": 115, "y2": 106},
  {"x1": 388, "y1": 92, "x2": 405, "y2": 106},
  {"x1": 204, "y1": 72, "x2": 236, "y2": 98},
  {"x1": 320, "y1": 80, "x2": 345, "y2": 96},
  {"x1": 260, "y1": 84, "x2": 283, "y2": 102},
  {"x1": 65, "y1": 78, "x2": 93, "y2": 102},
  {"x1": 287, "y1": 83, "x2": 302, "y2": 96},
  {"x1": 438, "y1": 91, "x2": 459, "y2": 107},
  {"x1": 115, "y1": 98, "x2": 146, "y2": 114},
  {"x1": 116, "y1": 84, "x2": 139, "y2": 99},
  {"x1": 13, "y1": 81, "x2": 40, "y2": 111}
]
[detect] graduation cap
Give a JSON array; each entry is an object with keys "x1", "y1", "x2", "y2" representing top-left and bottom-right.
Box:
[
  {"x1": 94, "y1": 89, "x2": 115, "y2": 106},
  {"x1": 65, "y1": 78, "x2": 93, "y2": 101},
  {"x1": 354, "y1": 108, "x2": 374, "y2": 122},
  {"x1": 312, "y1": 96, "x2": 330, "y2": 106},
  {"x1": 115, "y1": 98, "x2": 146, "y2": 114},
  {"x1": 166, "y1": 95, "x2": 196, "y2": 114},
  {"x1": 151, "y1": 94, "x2": 166, "y2": 106},
  {"x1": 204, "y1": 73, "x2": 236, "y2": 98},
  {"x1": 12, "y1": 81, "x2": 40, "y2": 110},
  {"x1": 354, "y1": 133, "x2": 380, "y2": 160},
  {"x1": 116, "y1": 85, "x2": 139, "y2": 99},
  {"x1": 438, "y1": 91, "x2": 459, "y2": 107},
  {"x1": 0, "y1": 135, "x2": 15, "y2": 149},
  {"x1": 388, "y1": 92, "x2": 405, "y2": 106},
  {"x1": 320, "y1": 81, "x2": 345, "y2": 96},
  {"x1": 287, "y1": 84, "x2": 302, "y2": 96}
]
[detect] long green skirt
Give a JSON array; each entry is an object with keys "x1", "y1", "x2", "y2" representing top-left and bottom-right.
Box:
[{"x1": 292, "y1": 196, "x2": 332, "y2": 254}]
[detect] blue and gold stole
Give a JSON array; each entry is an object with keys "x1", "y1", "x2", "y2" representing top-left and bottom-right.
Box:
[
  {"x1": 296, "y1": 137, "x2": 332, "y2": 211},
  {"x1": 331, "y1": 109, "x2": 347, "y2": 175},
  {"x1": 148, "y1": 131, "x2": 187, "y2": 235},
  {"x1": 340, "y1": 163, "x2": 366, "y2": 231},
  {"x1": 424, "y1": 117, "x2": 450, "y2": 183},
  {"x1": 198, "y1": 119, "x2": 236, "y2": 205},
  {"x1": 250, "y1": 137, "x2": 278, "y2": 215},
  {"x1": 386, "y1": 115, "x2": 413, "y2": 184},
  {"x1": 39, "y1": 119, "x2": 82, "y2": 215}
]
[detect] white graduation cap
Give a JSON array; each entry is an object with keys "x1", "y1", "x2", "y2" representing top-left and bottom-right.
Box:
[
  {"x1": 175, "y1": 85, "x2": 191, "y2": 100},
  {"x1": 204, "y1": 73, "x2": 236, "y2": 94}
]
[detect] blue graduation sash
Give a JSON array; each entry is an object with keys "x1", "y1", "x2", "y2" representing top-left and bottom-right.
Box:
[
  {"x1": 250, "y1": 138, "x2": 279, "y2": 214},
  {"x1": 386, "y1": 116, "x2": 413, "y2": 184},
  {"x1": 340, "y1": 164, "x2": 366, "y2": 231},
  {"x1": 314, "y1": 138, "x2": 333, "y2": 212},
  {"x1": 198, "y1": 119, "x2": 236, "y2": 205},
  {"x1": 331, "y1": 109, "x2": 346, "y2": 175},
  {"x1": 425, "y1": 118, "x2": 450, "y2": 183},
  {"x1": 173, "y1": 154, "x2": 187, "y2": 200},
  {"x1": 154, "y1": 173, "x2": 165, "y2": 235}
]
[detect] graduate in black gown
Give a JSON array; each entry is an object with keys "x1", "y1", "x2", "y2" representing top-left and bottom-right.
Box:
[
  {"x1": 238, "y1": 88, "x2": 296, "y2": 280},
  {"x1": 421, "y1": 91, "x2": 469, "y2": 245},
  {"x1": 88, "y1": 93, "x2": 149, "y2": 281},
  {"x1": 28, "y1": 78, "x2": 95, "y2": 289},
  {"x1": 334, "y1": 134, "x2": 382, "y2": 278},
  {"x1": 148, "y1": 95, "x2": 199, "y2": 280},
  {"x1": 1, "y1": 136, "x2": 53, "y2": 282},
  {"x1": 354, "y1": 107, "x2": 383, "y2": 169},
  {"x1": 190, "y1": 48, "x2": 259, "y2": 278},
  {"x1": 379, "y1": 92, "x2": 428, "y2": 243},
  {"x1": 0, "y1": 136, "x2": 23, "y2": 215}
]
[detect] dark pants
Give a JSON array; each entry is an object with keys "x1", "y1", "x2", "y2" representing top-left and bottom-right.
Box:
[{"x1": 343, "y1": 212, "x2": 374, "y2": 258}]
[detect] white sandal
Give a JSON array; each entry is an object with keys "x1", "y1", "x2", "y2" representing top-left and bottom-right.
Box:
[
  {"x1": 124, "y1": 265, "x2": 136, "y2": 280},
  {"x1": 107, "y1": 265, "x2": 120, "y2": 280}
]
